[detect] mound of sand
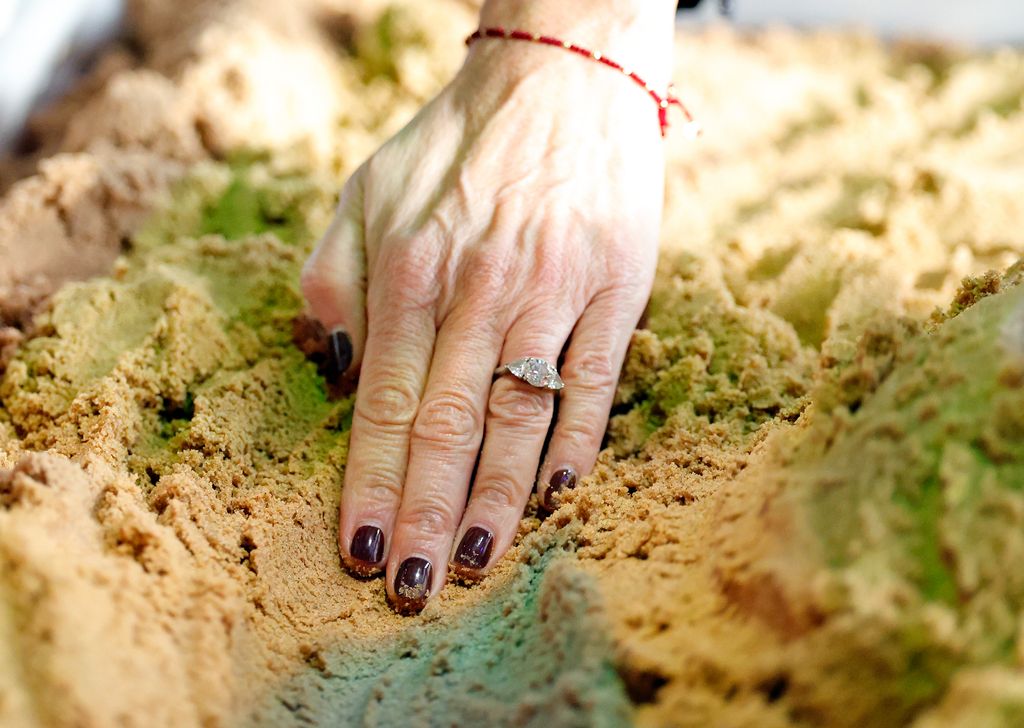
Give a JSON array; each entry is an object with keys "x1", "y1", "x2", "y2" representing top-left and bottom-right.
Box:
[{"x1": 1, "y1": 1, "x2": 1023, "y2": 725}]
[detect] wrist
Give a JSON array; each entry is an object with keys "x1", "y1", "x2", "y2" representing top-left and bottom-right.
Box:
[
  {"x1": 477, "y1": 0, "x2": 677, "y2": 89},
  {"x1": 447, "y1": 40, "x2": 671, "y2": 148}
]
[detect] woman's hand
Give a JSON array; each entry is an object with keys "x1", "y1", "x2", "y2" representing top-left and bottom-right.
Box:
[{"x1": 301, "y1": 2, "x2": 676, "y2": 613}]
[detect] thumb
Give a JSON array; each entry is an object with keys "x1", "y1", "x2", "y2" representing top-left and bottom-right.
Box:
[{"x1": 301, "y1": 169, "x2": 367, "y2": 380}]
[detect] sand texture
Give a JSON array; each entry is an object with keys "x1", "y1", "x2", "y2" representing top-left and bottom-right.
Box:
[{"x1": 1, "y1": 1, "x2": 1023, "y2": 726}]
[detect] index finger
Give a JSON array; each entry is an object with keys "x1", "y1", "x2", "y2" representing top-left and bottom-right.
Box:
[{"x1": 337, "y1": 249, "x2": 437, "y2": 576}]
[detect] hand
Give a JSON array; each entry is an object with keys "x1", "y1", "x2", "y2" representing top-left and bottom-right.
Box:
[{"x1": 302, "y1": 10, "x2": 673, "y2": 613}]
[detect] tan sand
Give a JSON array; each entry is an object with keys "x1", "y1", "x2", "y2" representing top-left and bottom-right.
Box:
[{"x1": 1, "y1": 1, "x2": 1023, "y2": 726}]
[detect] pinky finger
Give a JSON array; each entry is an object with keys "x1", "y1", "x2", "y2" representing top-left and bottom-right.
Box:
[{"x1": 538, "y1": 288, "x2": 642, "y2": 510}]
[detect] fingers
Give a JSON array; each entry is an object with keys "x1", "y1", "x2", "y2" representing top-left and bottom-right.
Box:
[
  {"x1": 336, "y1": 246, "x2": 437, "y2": 578},
  {"x1": 538, "y1": 288, "x2": 642, "y2": 511},
  {"x1": 449, "y1": 308, "x2": 575, "y2": 578},
  {"x1": 300, "y1": 169, "x2": 367, "y2": 379},
  {"x1": 385, "y1": 306, "x2": 504, "y2": 613}
]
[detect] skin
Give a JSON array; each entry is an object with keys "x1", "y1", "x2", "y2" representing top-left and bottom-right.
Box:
[{"x1": 301, "y1": 0, "x2": 679, "y2": 613}]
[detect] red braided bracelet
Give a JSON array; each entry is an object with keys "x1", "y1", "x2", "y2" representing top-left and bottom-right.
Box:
[{"x1": 465, "y1": 27, "x2": 700, "y2": 139}]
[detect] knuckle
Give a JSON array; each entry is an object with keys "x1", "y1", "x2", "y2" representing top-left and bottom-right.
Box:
[
  {"x1": 534, "y1": 267, "x2": 565, "y2": 293},
  {"x1": 567, "y1": 349, "x2": 619, "y2": 392},
  {"x1": 443, "y1": 299, "x2": 503, "y2": 343},
  {"x1": 556, "y1": 416, "x2": 606, "y2": 451},
  {"x1": 473, "y1": 473, "x2": 524, "y2": 511},
  {"x1": 616, "y1": 283, "x2": 650, "y2": 314},
  {"x1": 412, "y1": 390, "x2": 481, "y2": 449},
  {"x1": 396, "y1": 500, "x2": 460, "y2": 539},
  {"x1": 465, "y1": 248, "x2": 513, "y2": 293},
  {"x1": 487, "y1": 378, "x2": 553, "y2": 425},
  {"x1": 378, "y1": 243, "x2": 439, "y2": 303},
  {"x1": 355, "y1": 475, "x2": 404, "y2": 508},
  {"x1": 612, "y1": 256, "x2": 643, "y2": 281},
  {"x1": 532, "y1": 247, "x2": 569, "y2": 290},
  {"x1": 356, "y1": 379, "x2": 420, "y2": 432},
  {"x1": 515, "y1": 291, "x2": 565, "y2": 326},
  {"x1": 605, "y1": 245, "x2": 650, "y2": 278}
]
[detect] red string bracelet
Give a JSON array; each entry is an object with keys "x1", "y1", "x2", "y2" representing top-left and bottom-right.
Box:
[{"x1": 465, "y1": 27, "x2": 700, "y2": 139}]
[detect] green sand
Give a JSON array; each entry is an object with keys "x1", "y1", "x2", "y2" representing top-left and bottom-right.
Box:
[
  {"x1": 2, "y1": 1, "x2": 1024, "y2": 722},
  {"x1": 3, "y1": 162, "x2": 1022, "y2": 725},
  {"x1": 256, "y1": 551, "x2": 631, "y2": 727},
  {"x1": 2, "y1": 34, "x2": 1024, "y2": 716},
  {"x1": 0, "y1": 165, "x2": 634, "y2": 725},
  {"x1": 5, "y1": 138, "x2": 1024, "y2": 725},
  {"x1": 712, "y1": 278, "x2": 1024, "y2": 727}
]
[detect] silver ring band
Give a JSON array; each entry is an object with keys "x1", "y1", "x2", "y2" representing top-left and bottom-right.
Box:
[{"x1": 494, "y1": 357, "x2": 564, "y2": 391}]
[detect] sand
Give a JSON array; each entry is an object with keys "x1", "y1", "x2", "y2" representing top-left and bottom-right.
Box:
[{"x1": 1, "y1": 1, "x2": 1023, "y2": 726}]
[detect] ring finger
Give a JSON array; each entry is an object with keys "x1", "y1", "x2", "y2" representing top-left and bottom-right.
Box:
[{"x1": 449, "y1": 305, "x2": 578, "y2": 578}]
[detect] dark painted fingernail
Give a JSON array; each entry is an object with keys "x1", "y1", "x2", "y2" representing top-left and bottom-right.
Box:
[
  {"x1": 453, "y1": 526, "x2": 494, "y2": 571},
  {"x1": 394, "y1": 557, "x2": 432, "y2": 614},
  {"x1": 543, "y1": 467, "x2": 577, "y2": 511},
  {"x1": 327, "y1": 329, "x2": 353, "y2": 378},
  {"x1": 349, "y1": 525, "x2": 384, "y2": 568}
]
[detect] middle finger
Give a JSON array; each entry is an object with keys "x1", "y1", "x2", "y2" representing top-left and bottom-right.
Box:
[{"x1": 385, "y1": 301, "x2": 503, "y2": 613}]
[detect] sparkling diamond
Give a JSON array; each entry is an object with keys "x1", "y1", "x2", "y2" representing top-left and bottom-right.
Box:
[{"x1": 505, "y1": 357, "x2": 564, "y2": 390}]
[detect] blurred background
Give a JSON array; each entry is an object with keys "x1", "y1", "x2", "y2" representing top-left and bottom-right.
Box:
[
  {"x1": 1, "y1": 0, "x2": 1022, "y2": 153},
  {"x1": 682, "y1": 0, "x2": 1024, "y2": 47}
]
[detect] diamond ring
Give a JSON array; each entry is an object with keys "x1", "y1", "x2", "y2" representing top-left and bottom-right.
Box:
[{"x1": 494, "y1": 357, "x2": 564, "y2": 391}]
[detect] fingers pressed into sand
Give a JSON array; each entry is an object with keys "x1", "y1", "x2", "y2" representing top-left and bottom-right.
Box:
[
  {"x1": 301, "y1": 170, "x2": 367, "y2": 379},
  {"x1": 538, "y1": 288, "x2": 642, "y2": 511},
  {"x1": 385, "y1": 308, "x2": 504, "y2": 613},
  {"x1": 450, "y1": 311, "x2": 574, "y2": 578},
  {"x1": 337, "y1": 255, "x2": 437, "y2": 577}
]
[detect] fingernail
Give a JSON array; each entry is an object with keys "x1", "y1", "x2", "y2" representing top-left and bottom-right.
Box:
[
  {"x1": 453, "y1": 526, "x2": 494, "y2": 571},
  {"x1": 349, "y1": 525, "x2": 384, "y2": 569},
  {"x1": 327, "y1": 328, "x2": 353, "y2": 378},
  {"x1": 394, "y1": 557, "x2": 432, "y2": 614},
  {"x1": 543, "y1": 467, "x2": 577, "y2": 511}
]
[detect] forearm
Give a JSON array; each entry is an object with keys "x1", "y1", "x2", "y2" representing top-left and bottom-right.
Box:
[{"x1": 477, "y1": 0, "x2": 678, "y2": 88}]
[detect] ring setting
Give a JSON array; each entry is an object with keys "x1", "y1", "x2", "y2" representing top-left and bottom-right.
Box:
[{"x1": 495, "y1": 357, "x2": 564, "y2": 391}]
